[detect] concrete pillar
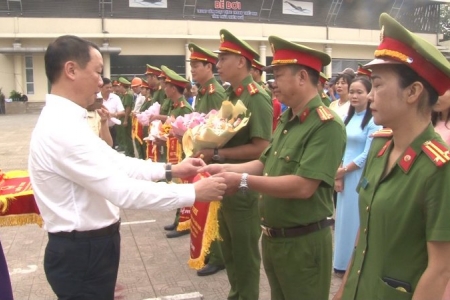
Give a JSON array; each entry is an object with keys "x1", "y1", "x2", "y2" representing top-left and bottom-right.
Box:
[
  {"x1": 325, "y1": 46, "x2": 332, "y2": 78},
  {"x1": 102, "y1": 53, "x2": 111, "y2": 79},
  {"x1": 259, "y1": 43, "x2": 267, "y2": 82},
  {"x1": 102, "y1": 42, "x2": 111, "y2": 78},
  {"x1": 185, "y1": 42, "x2": 191, "y2": 81},
  {"x1": 13, "y1": 54, "x2": 23, "y2": 93}
]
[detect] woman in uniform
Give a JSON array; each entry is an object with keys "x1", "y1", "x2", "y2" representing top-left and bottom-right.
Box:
[{"x1": 334, "y1": 13, "x2": 450, "y2": 300}]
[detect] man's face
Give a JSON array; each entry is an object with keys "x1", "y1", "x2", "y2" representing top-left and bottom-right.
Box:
[
  {"x1": 101, "y1": 83, "x2": 112, "y2": 97},
  {"x1": 146, "y1": 74, "x2": 158, "y2": 88},
  {"x1": 164, "y1": 83, "x2": 175, "y2": 100},
  {"x1": 216, "y1": 53, "x2": 241, "y2": 83},
  {"x1": 272, "y1": 65, "x2": 299, "y2": 104},
  {"x1": 132, "y1": 86, "x2": 141, "y2": 94},
  {"x1": 190, "y1": 61, "x2": 209, "y2": 84},
  {"x1": 76, "y1": 48, "x2": 103, "y2": 107},
  {"x1": 250, "y1": 67, "x2": 260, "y2": 81}
]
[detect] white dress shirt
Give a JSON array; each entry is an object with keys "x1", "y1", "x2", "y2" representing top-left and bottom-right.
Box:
[
  {"x1": 102, "y1": 93, "x2": 124, "y2": 127},
  {"x1": 133, "y1": 94, "x2": 146, "y2": 112},
  {"x1": 29, "y1": 94, "x2": 195, "y2": 233}
]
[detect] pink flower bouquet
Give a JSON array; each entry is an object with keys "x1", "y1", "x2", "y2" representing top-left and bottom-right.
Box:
[
  {"x1": 136, "y1": 102, "x2": 161, "y2": 126},
  {"x1": 170, "y1": 112, "x2": 206, "y2": 137}
]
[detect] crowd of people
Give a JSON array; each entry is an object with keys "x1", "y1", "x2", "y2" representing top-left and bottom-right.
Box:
[{"x1": 0, "y1": 11, "x2": 444, "y2": 300}]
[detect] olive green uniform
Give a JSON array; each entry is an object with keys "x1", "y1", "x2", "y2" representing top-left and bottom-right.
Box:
[
  {"x1": 319, "y1": 89, "x2": 331, "y2": 107},
  {"x1": 160, "y1": 98, "x2": 172, "y2": 116},
  {"x1": 195, "y1": 77, "x2": 226, "y2": 268},
  {"x1": 259, "y1": 95, "x2": 345, "y2": 300},
  {"x1": 220, "y1": 75, "x2": 273, "y2": 300},
  {"x1": 342, "y1": 125, "x2": 450, "y2": 299},
  {"x1": 117, "y1": 91, "x2": 134, "y2": 157},
  {"x1": 152, "y1": 87, "x2": 166, "y2": 106},
  {"x1": 167, "y1": 97, "x2": 193, "y2": 117}
]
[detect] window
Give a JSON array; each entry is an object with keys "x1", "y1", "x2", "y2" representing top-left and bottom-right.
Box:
[{"x1": 25, "y1": 56, "x2": 34, "y2": 94}]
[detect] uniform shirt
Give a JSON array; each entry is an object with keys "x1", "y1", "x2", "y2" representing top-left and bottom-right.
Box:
[
  {"x1": 86, "y1": 110, "x2": 101, "y2": 136},
  {"x1": 259, "y1": 95, "x2": 346, "y2": 228},
  {"x1": 195, "y1": 77, "x2": 226, "y2": 114},
  {"x1": 342, "y1": 125, "x2": 450, "y2": 299},
  {"x1": 168, "y1": 97, "x2": 193, "y2": 118},
  {"x1": 29, "y1": 94, "x2": 195, "y2": 233},
  {"x1": 151, "y1": 87, "x2": 166, "y2": 106},
  {"x1": 222, "y1": 75, "x2": 273, "y2": 211},
  {"x1": 120, "y1": 91, "x2": 134, "y2": 117},
  {"x1": 160, "y1": 98, "x2": 172, "y2": 116},
  {"x1": 102, "y1": 93, "x2": 124, "y2": 127}
]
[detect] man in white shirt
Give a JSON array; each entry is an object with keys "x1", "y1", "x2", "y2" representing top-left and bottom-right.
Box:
[
  {"x1": 101, "y1": 77, "x2": 124, "y2": 148},
  {"x1": 131, "y1": 77, "x2": 146, "y2": 112},
  {"x1": 29, "y1": 35, "x2": 227, "y2": 300}
]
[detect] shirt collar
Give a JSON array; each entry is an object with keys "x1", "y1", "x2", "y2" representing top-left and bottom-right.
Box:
[
  {"x1": 279, "y1": 94, "x2": 323, "y2": 125},
  {"x1": 45, "y1": 94, "x2": 88, "y2": 119},
  {"x1": 199, "y1": 77, "x2": 217, "y2": 95}
]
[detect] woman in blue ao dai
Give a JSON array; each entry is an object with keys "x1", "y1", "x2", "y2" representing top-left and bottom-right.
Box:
[{"x1": 333, "y1": 77, "x2": 382, "y2": 275}]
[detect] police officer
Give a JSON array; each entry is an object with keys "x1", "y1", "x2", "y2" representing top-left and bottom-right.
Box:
[
  {"x1": 116, "y1": 77, "x2": 135, "y2": 157},
  {"x1": 334, "y1": 13, "x2": 450, "y2": 300},
  {"x1": 145, "y1": 64, "x2": 166, "y2": 106},
  {"x1": 201, "y1": 35, "x2": 346, "y2": 299},
  {"x1": 195, "y1": 29, "x2": 273, "y2": 300},
  {"x1": 188, "y1": 42, "x2": 226, "y2": 276}
]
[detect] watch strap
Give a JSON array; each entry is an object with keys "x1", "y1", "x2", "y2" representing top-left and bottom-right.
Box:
[{"x1": 165, "y1": 163, "x2": 172, "y2": 182}]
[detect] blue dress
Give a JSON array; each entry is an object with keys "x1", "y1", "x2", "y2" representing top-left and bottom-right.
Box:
[{"x1": 333, "y1": 112, "x2": 381, "y2": 272}]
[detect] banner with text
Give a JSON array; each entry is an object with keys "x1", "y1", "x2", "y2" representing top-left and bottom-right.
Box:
[{"x1": 196, "y1": 0, "x2": 258, "y2": 21}]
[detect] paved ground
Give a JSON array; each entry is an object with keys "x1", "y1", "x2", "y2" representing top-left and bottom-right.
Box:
[{"x1": 0, "y1": 112, "x2": 342, "y2": 300}]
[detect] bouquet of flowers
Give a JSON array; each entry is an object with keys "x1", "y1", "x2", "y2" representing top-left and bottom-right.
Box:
[
  {"x1": 136, "y1": 102, "x2": 161, "y2": 126},
  {"x1": 182, "y1": 100, "x2": 250, "y2": 157},
  {"x1": 170, "y1": 112, "x2": 206, "y2": 137}
]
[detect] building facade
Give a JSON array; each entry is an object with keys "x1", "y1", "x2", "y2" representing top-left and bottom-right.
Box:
[{"x1": 0, "y1": 0, "x2": 445, "y2": 102}]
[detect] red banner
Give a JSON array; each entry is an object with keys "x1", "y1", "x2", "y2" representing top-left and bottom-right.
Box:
[
  {"x1": 0, "y1": 170, "x2": 42, "y2": 227},
  {"x1": 186, "y1": 173, "x2": 221, "y2": 270},
  {"x1": 146, "y1": 141, "x2": 160, "y2": 162},
  {"x1": 166, "y1": 137, "x2": 182, "y2": 164},
  {"x1": 132, "y1": 115, "x2": 144, "y2": 145}
]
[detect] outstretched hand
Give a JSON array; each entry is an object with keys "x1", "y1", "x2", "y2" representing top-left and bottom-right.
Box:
[
  {"x1": 194, "y1": 176, "x2": 227, "y2": 202},
  {"x1": 172, "y1": 157, "x2": 206, "y2": 179}
]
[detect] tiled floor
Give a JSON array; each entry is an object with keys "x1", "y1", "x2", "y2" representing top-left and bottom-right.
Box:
[{"x1": 0, "y1": 113, "x2": 342, "y2": 300}]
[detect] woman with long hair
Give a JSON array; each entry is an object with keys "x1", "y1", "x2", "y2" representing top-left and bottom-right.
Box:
[
  {"x1": 432, "y1": 89, "x2": 450, "y2": 145},
  {"x1": 329, "y1": 73, "x2": 355, "y2": 120},
  {"x1": 334, "y1": 13, "x2": 450, "y2": 300},
  {"x1": 333, "y1": 77, "x2": 381, "y2": 277}
]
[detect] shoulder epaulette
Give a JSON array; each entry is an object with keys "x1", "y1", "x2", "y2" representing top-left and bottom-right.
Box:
[
  {"x1": 180, "y1": 101, "x2": 185, "y2": 108},
  {"x1": 316, "y1": 106, "x2": 334, "y2": 122},
  {"x1": 422, "y1": 140, "x2": 450, "y2": 167},
  {"x1": 247, "y1": 83, "x2": 259, "y2": 96},
  {"x1": 208, "y1": 84, "x2": 215, "y2": 95},
  {"x1": 321, "y1": 92, "x2": 327, "y2": 98},
  {"x1": 371, "y1": 128, "x2": 393, "y2": 138}
]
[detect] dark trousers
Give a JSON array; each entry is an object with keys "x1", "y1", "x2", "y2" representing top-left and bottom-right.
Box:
[
  {"x1": 0, "y1": 240, "x2": 13, "y2": 300},
  {"x1": 44, "y1": 230, "x2": 120, "y2": 300},
  {"x1": 109, "y1": 126, "x2": 117, "y2": 149}
]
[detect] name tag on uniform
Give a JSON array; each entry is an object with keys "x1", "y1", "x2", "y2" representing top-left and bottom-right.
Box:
[{"x1": 360, "y1": 177, "x2": 369, "y2": 189}]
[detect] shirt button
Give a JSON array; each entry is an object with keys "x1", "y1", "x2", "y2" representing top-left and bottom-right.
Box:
[
  {"x1": 366, "y1": 206, "x2": 370, "y2": 212},
  {"x1": 364, "y1": 228, "x2": 367, "y2": 234},
  {"x1": 264, "y1": 173, "x2": 268, "y2": 176},
  {"x1": 259, "y1": 194, "x2": 263, "y2": 200},
  {"x1": 285, "y1": 156, "x2": 290, "y2": 162},
  {"x1": 362, "y1": 250, "x2": 366, "y2": 255},
  {"x1": 357, "y1": 270, "x2": 361, "y2": 275},
  {"x1": 283, "y1": 129, "x2": 288, "y2": 134},
  {"x1": 274, "y1": 151, "x2": 278, "y2": 156}
]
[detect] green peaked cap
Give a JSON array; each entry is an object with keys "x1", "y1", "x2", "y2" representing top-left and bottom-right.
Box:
[
  {"x1": 366, "y1": 12, "x2": 450, "y2": 95},
  {"x1": 187, "y1": 43, "x2": 218, "y2": 64},
  {"x1": 215, "y1": 29, "x2": 259, "y2": 62},
  {"x1": 161, "y1": 65, "x2": 189, "y2": 88},
  {"x1": 266, "y1": 36, "x2": 330, "y2": 72},
  {"x1": 118, "y1": 77, "x2": 130, "y2": 85}
]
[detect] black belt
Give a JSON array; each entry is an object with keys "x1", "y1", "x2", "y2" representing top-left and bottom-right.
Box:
[
  {"x1": 49, "y1": 220, "x2": 121, "y2": 239},
  {"x1": 261, "y1": 218, "x2": 334, "y2": 238}
]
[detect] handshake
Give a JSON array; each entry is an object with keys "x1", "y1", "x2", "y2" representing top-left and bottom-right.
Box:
[{"x1": 173, "y1": 158, "x2": 243, "y2": 202}]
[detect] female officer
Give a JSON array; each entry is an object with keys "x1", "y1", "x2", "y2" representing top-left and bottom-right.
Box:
[{"x1": 334, "y1": 13, "x2": 450, "y2": 300}]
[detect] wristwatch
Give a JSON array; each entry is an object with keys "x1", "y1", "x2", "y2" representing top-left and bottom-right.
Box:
[
  {"x1": 165, "y1": 163, "x2": 172, "y2": 182},
  {"x1": 239, "y1": 173, "x2": 249, "y2": 194},
  {"x1": 212, "y1": 148, "x2": 221, "y2": 162}
]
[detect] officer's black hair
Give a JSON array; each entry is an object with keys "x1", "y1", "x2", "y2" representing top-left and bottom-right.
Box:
[
  {"x1": 344, "y1": 77, "x2": 373, "y2": 130},
  {"x1": 391, "y1": 64, "x2": 438, "y2": 109},
  {"x1": 102, "y1": 77, "x2": 111, "y2": 86},
  {"x1": 199, "y1": 61, "x2": 216, "y2": 73},
  {"x1": 45, "y1": 35, "x2": 100, "y2": 84},
  {"x1": 172, "y1": 84, "x2": 185, "y2": 95},
  {"x1": 288, "y1": 65, "x2": 319, "y2": 86}
]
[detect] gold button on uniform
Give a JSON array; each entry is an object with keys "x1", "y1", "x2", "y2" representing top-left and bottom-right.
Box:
[
  {"x1": 264, "y1": 173, "x2": 268, "y2": 176},
  {"x1": 357, "y1": 270, "x2": 361, "y2": 275},
  {"x1": 283, "y1": 130, "x2": 288, "y2": 134},
  {"x1": 274, "y1": 151, "x2": 278, "y2": 156},
  {"x1": 364, "y1": 228, "x2": 367, "y2": 234},
  {"x1": 259, "y1": 194, "x2": 263, "y2": 200},
  {"x1": 285, "y1": 156, "x2": 290, "y2": 162},
  {"x1": 362, "y1": 250, "x2": 366, "y2": 255},
  {"x1": 366, "y1": 206, "x2": 370, "y2": 212}
]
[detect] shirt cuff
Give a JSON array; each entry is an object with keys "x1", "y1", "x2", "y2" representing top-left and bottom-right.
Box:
[
  {"x1": 144, "y1": 161, "x2": 166, "y2": 181},
  {"x1": 175, "y1": 184, "x2": 196, "y2": 207}
]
